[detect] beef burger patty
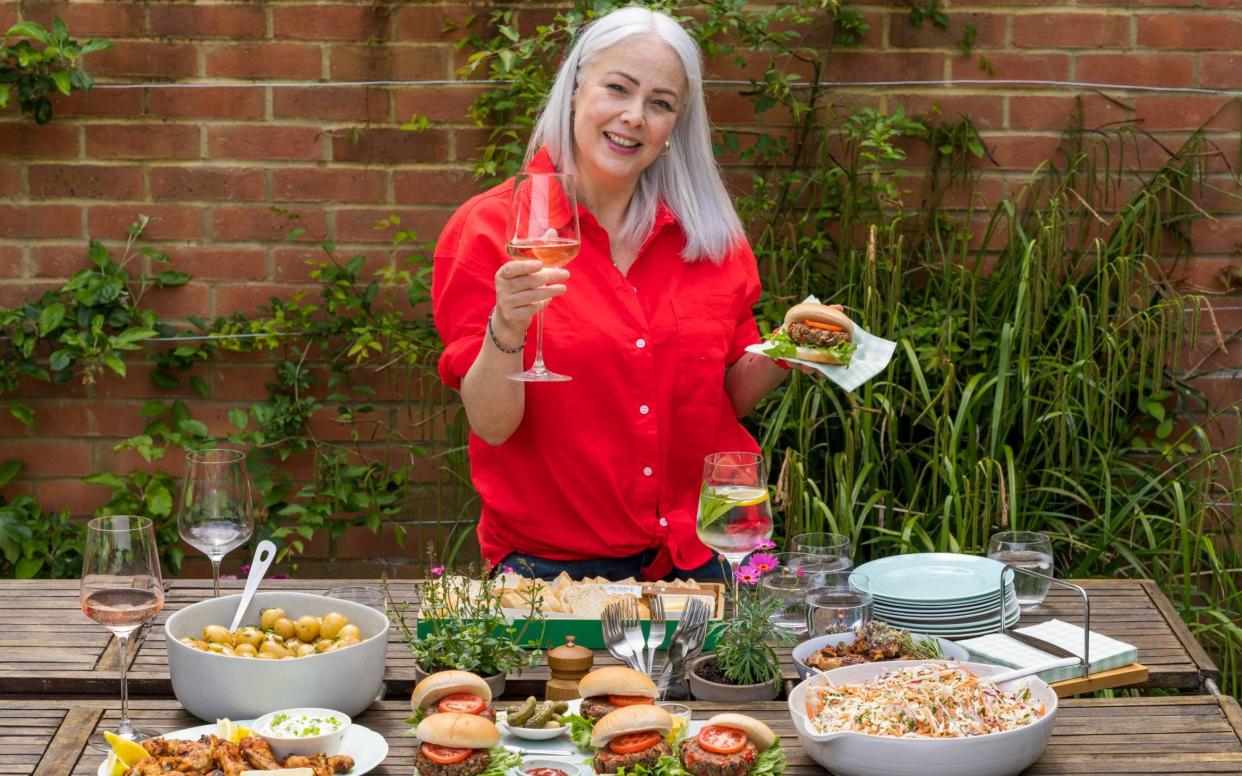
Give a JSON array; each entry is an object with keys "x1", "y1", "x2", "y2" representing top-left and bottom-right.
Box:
[
  {"x1": 679, "y1": 738, "x2": 758, "y2": 776},
  {"x1": 787, "y1": 322, "x2": 848, "y2": 350},
  {"x1": 592, "y1": 740, "x2": 672, "y2": 774},
  {"x1": 415, "y1": 748, "x2": 491, "y2": 776}
]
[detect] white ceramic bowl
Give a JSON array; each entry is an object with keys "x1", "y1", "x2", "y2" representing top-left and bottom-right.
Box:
[
  {"x1": 787, "y1": 660, "x2": 1057, "y2": 776},
  {"x1": 519, "y1": 759, "x2": 582, "y2": 776},
  {"x1": 499, "y1": 716, "x2": 569, "y2": 741},
  {"x1": 252, "y1": 706, "x2": 351, "y2": 759},
  {"x1": 165, "y1": 591, "x2": 389, "y2": 721},
  {"x1": 791, "y1": 631, "x2": 971, "y2": 679}
]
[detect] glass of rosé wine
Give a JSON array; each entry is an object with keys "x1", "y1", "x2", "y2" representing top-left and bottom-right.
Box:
[
  {"x1": 80, "y1": 515, "x2": 164, "y2": 744},
  {"x1": 695, "y1": 452, "x2": 774, "y2": 597},
  {"x1": 505, "y1": 171, "x2": 581, "y2": 382}
]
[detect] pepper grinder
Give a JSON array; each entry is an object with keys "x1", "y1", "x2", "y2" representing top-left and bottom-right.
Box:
[{"x1": 546, "y1": 635, "x2": 593, "y2": 700}]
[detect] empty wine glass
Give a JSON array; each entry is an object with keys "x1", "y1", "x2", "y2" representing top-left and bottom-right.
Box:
[
  {"x1": 505, "y1": 171, "x2": 581, "y2": 382},
  {"x1": 178, "y1": 448, "x2": 253, "y2": 597},
  {"x1": 80, "y1": 515, "x2": 164, "y2": 744},
  {"x1": 790, "y1": 531, "x2": 852, "y2": 571}
]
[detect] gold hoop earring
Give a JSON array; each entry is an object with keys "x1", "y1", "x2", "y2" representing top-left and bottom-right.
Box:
[{"x1": 659, "y1": 141, "x2": 670, "y2": 157}]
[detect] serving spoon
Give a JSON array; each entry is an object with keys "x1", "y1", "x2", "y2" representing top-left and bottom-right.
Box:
[{"x1": 227, "y1": 540, "x2": 277, "y2": 632}]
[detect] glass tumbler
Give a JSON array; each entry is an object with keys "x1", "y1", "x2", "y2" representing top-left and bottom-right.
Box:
[
  {"x1": 987, "y1": 530, "x2": 1054, "y2": 608},
  {"x1": 805, "y1": 572, "x2": 872, "y2": 635}
]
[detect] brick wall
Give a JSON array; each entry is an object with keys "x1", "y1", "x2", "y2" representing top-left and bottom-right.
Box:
[{"x1": 1, "y1": 1, "x2": 1240, "y2": 576}]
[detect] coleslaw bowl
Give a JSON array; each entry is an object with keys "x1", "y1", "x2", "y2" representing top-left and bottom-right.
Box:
[{"x1": 786, "y1": 659, "x2": 1057, "y2": 776}]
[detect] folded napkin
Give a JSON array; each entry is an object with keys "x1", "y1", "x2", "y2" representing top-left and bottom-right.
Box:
[
  {"x1": 745, "y1": 295, "x2": 896, "y2": 393},
  {"x1": 958, "y1": 618, "x2": 1139, "y2": 684}
]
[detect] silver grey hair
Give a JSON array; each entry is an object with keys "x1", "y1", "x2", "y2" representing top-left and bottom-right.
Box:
[{"x1": 525, "y1": 6, "x2": 744, "y2": 263}]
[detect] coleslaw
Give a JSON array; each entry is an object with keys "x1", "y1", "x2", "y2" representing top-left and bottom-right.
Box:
[{"x1": 805, "y1": 661, "x2": 1046, "y2": 738}]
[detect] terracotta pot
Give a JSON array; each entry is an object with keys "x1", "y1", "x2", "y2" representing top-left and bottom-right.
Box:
[
  {"x1": 687, "y1": 655, "x2": 780, "y2": 701},
  {"x1": 413, "y1": 664, "x2": 507, "y2": 698}
]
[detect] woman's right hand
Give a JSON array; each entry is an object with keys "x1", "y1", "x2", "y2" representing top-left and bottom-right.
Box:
[{"x1": 491, "y1": 259, "x2": 570, "y2": 342}]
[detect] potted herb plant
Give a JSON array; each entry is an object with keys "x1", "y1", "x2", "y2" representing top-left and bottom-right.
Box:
[
  {"x1": 389, "y1": 553, "x2": 544, "y2": 698},
  {"x1": 688, "y1": 556, "x2": 795, "y2": 701}
]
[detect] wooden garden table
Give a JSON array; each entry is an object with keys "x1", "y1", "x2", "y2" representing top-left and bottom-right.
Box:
[
  {"x1": 0, "y1": 578, "x2": 1218, "y2": 698},
  {"x1": 4, "y1": 697, "x2": 1242, "y2": 776}
]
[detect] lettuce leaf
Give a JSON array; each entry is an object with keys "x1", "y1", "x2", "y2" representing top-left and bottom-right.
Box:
[
  {"x1": 616, "y1": 753, "x2": 690, "y2": 776},
  {"x1": 761, "y1": 328, "x2": 856, "y2": 366},
  {"x1": 406, "y1": 706, "x2": 429, "y2": 728},
  {"x1": 748, "y1": 742, "x2": 787, "y2": 776},
  {"x1": 480, "y1": 746, "x2": 524, "y2": 776},
  {"x1": 563, "y1": 713, "x2": 595, "y2": 751}
]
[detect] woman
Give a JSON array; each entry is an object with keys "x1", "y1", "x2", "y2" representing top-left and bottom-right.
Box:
[{"x1": 432, "y1": 6, "x2": 806, "y2": 581}]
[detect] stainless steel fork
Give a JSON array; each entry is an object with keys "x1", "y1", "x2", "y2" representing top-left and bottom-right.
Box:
[
  {"x1": 621, "y1": 598, "x2": 647, "y2": 672},
  {"x1": 602, "y1": 601, "x2": 641, "y2": 669},
  {"x1": 645, "y1": 596, "x2": 666, "y2": 675}
]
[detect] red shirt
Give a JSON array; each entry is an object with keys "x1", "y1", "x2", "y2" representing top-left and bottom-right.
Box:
[{"x1": 432, "y1": 149, "x2": 762, "y2": 578}]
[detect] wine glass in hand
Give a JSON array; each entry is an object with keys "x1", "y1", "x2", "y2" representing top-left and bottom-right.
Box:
[
  {"x1": 505, "y1": 171, "x2": 580, "y2": 382},
  {"x1": 80, "y1": 515, "x2": 164, "y2": 743},
  {"x1": 178, "y1": 448, "x2": 254, "y2": 597}
]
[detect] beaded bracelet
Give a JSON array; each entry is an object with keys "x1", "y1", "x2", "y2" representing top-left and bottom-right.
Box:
[{"x1": 488, "y1": 307, "x2": 526, "y2": 353}]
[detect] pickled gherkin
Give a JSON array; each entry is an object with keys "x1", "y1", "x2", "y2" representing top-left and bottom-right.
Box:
[{"x1": 507, "y1": 697, "x2": 537, "y2": 726}]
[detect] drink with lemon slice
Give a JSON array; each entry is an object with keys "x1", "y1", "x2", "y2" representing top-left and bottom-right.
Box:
[{"x1": 695, "y1": 452, "x2": 773, "y2": 575}]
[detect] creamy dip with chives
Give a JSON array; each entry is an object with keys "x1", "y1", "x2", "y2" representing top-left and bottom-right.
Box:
[{"x1": 262, "y1": 711, "x2": 345, "y2": 738}]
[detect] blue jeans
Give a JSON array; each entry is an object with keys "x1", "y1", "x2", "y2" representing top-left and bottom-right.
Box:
[{"x1": 499, "y1": 549, "x2": 730, "y2": 583}]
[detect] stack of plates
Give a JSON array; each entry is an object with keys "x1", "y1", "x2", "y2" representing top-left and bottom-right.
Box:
[{"x1": 854, "y1": 553, "x2": 1020, "y2": 638}]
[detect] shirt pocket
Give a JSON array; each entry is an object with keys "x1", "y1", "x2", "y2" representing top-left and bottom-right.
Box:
[{"x1": 670, "y1": 294, "x2": 733, "y2": 412}]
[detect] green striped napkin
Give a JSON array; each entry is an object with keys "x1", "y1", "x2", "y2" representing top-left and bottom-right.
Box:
[{"x1": 958, "y1": 618, "x2": 1138, "y2": 684}]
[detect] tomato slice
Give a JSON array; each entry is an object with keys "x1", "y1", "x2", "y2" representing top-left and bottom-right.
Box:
[
  {"x1": 421, "y1": 744, "x2": 472, "y2": 764},
  {"x1": 438, "y1": 692, "x2": 487, "y2": 715},
  {"x1": 608, "y1": 731, "x2": 662, "y2": 755},
  {"x1": 608, "y1": 694, "x2": 654, "y2": 707},
  {"x1": 802, "y1": 320, "x2": 845, "y2": 333},
  {"x1": 697, "y1": 725, "x2": 747, "y2": 754}
]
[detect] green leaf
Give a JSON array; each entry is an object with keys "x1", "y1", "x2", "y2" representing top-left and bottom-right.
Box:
[
  {"x1": 5, "y1": 22, "x2": 52, "y2": 45},
  {"x1": 229, "y1": 409, "x2": 248, "y2": 430},
  {"x1": 0, "y1": 460, "x2": 22, "y2": 488},
  {"x1": 15, "y1": 557, "x2": 43, "y2": 579},
  {"x1": 84, "y1": 472, "x2": 126, "y2": 489},
  {"x1": 49, "y1": 349, "x2": 72, "y2": 372},
  {"x1": 9, "y1": 404, "x2": 35, "y2": 428},
  {"x1": 103, "y1": 355, "x2": 126, "y2": 377},
  {"x1": 50, "y1": 70, "x2": 71, "y2": 95},
  {"x1": 189, "y1": 376, "x2": 209, "y2": 399},
  {"x1": 37, "y1": 303, "x2": 66, "y2": 336},
  {"x1": 144, "y1": 482, "x2": 173, "y2": 517}
]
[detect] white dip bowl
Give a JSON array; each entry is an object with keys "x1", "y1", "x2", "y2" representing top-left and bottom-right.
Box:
[{"x1": 253, "y1": 706, "x2": 351, "y2": 759}]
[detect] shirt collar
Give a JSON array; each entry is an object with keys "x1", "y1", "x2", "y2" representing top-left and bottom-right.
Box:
[{"x1": 526, "y1": 145, "x2": 680, "y2": 231}]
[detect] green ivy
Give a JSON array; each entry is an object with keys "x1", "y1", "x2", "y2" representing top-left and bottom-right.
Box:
[{"x1": 1, "y1": 16, "x2": 110, "y2": 124}]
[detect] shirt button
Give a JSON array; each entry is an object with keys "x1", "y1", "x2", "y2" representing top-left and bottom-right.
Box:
[
  {"x1": 633, "y1": 286, "x2": 639, "y2": 293},
  {"x1": 643, "y1": 466, "x2": 653, "y2": 476},
  {"x1": 639, "y1": 404, "x2": 649, "y2": 415},
  {"x1": 636, "y1": 338, "x2": 647, "y2": 349},
  {"x1": 659, "y1": 517, "x2": 669, "y2": 527}
]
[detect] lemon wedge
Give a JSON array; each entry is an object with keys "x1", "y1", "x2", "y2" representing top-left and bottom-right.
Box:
[
  {"x1": 103, "y1": 751, "x2": 127, "y2": 776},
  {"x1": 103, "y1": 731, "x2": 148, "y2": 768},
  {"x1": 216, "y1": 718, "x2": 254, "y2": 744}
]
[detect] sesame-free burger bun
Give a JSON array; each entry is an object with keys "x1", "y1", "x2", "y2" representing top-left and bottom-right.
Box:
[
  {"x1": 416, "y1": 712, "x2": 500, "y2": 750},
  {"x1": 782, "y1": 303, "x2": 855, "y2": 335},
  {"x1": 577, "y1": 666, "x2": 659, "y2": 700},
  {"x1": 590, "y1": 704, "x2": 673, "y2": 748},
  {"x1": 411, "y1": 670, "x2": 493, "y2": 711},
  {"x1": 705, "y1": 714, "x2": 776, "y2": 752}
]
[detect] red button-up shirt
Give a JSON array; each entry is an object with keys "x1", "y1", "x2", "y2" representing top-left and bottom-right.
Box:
[{"x1": 432, "y1": 149, "x2": 762, "y2": 578}]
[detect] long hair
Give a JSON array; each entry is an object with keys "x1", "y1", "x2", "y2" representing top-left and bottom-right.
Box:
[{"x1": 526, "y1": 6, "x2": 744, "y2": 263}]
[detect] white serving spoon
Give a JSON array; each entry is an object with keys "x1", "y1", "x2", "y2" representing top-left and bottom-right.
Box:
[{"x1": 228, "y1": 540, "x2": 277, "y2": 632}]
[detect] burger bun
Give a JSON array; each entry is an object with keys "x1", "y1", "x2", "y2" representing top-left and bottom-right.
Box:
[
  {"x1": 417, "y1": 712, "x2": 500, "y2": 749},
  {"x1": 782, "y1": 303, "x2": 854, "y2": 335},
  {"x1": 577, "y1": 666, "x2": 659, "y2": 701},
  {"x1": 704, "y1": 713, "x2": 776, "y2": 752},
  {"x1": 411, "y1": 670, "x2": 493, "y2": 711},
  {"x1": 590, "y1": 704, "x2": 673, "y2": 748}
]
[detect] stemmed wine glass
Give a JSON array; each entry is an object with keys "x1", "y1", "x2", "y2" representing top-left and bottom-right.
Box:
[
  {"x1": 695, "y1": 452, "x2": 774, "y2": 598},
  {"x1": 505, "y1": 171, "x2": 581, "y2": 382},
  {"x1": 80, "y1": 515, "x2": 164, "y2": 744},
  {"x1": 178, "y1": 448, "x2": 253, "y2": 597}
]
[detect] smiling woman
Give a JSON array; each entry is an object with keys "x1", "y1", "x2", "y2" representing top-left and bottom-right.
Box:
[{"x1": 430, "y1": 7, "x2": 832, "y2": 583}]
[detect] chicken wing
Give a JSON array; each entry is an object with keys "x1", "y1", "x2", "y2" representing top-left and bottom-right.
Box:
[
  {"x1": 210, "y1": 737, "x2": 249, "y2": 776},
  {"x1": 124, "y1": 759, "x2": 190, "y2": 776},
  {"x1": 281, "y1": 752, "x2": 355, "y2": 776},
  {"x1": 239, "y1": 736, "x2": 282, "y2": 770}
]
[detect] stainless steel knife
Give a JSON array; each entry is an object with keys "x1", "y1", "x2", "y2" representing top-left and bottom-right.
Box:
[{"x1": 1007, "y1": 630, "x2": 1080, "y2": 661}]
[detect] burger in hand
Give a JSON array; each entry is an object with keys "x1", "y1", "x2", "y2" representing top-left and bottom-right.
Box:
[
  {"x1": 590, "y1": 704, "x2": 676, "y2": 775},
  {"x1": 764, "y1": 303, "x2": 857, "y2": 366},
  {"x1": 410, "y1": 670, "x2": 497, "y2": 726},
  {"x1": 414, "y1": 712, "x2": 519, "y2": 776},
  {"x1": 680, "y1": 714, "x2": 785, "y2": 776},
  {"x1": 562, "y1": 666, "x2": 659, "y2": 750}
]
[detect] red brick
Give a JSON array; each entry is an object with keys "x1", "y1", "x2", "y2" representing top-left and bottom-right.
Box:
[
  {"x1": 106, "y1": 448, "x2": 185, "y2": 478},
  {"x1": 50, "y1": 88, "x2": 144, "y2": 119},
  {"x1": 393, "y1": 169, "x2": 480, "y2": 205},
  {"x1": 0, "y1": 122, "x2": 79, "y2": 158},
  {"x1": 0, "y1": 280, "x2": 62, "y2": 309},
  {"x1": 0, "y1": 246, "x2": 23, "y2": 278},
  {"x1": 149, "y1": 4, "x2": 267, "y2": 39},
  {"x1": 1191, "y1": 218, "x2": 1242, "y2": 255},
  {"x1": 166, "y1": 247, "x2": 267, "y2": 282},
  {"x1": 19, "y1": 1, "x2": 142, "y2": 37},
  {"x1": 890, "y1": 12, "x2": 1005, "y2": 50},
  {"x1": 0, "y1": 164, "x2": 21, "y2": 197},
  {"x1": 394, "y1": 5, "x2": 482, "y2": 42},
  {"x1": 956, "y1": 52, "x2": 1071, "y2": 81},
  {"x1": 0, "y1": 401, "x2": 86, "y2": 436},
  {"x1": 34, "y1": 479, "x2": 110, "y2": 517},
  {"x1": 331, "y1": 128, "x2": 449, "y2": 164},
  {"x1": 1012, "y1": 13, "x2": 1130, "y2": 49},
  {"x1": 704, "y1": 50, "x2": 818, "y2": 83},
  {"x1": 1077, "y1": 54, "x2": 1195, "y2": 89},
  {"x1": 210, "y1": 365, "x2": 274, "y2": 401},
  {"x1": 2, "y1": 440, "x2": 91, "y2": 477},
  {"x1": 391, "y1": 84, "x2": 484, "y2": 123},
  {"x1": 893, "y1": 94, "x2": 1005, "y2": 130},
  {"x1": 329, "y1": 43, "x2": 450, "y2": 81},
  {"x1": 140, "y1": 281, "x2": 209, "y2": 320},
  {"x1": 149, "y1": 167, "x2": 266, "y2": 202},
  {"x1": 0, "y1": 205, "x2": 81, "y2": 238},
  {"x1": 208, "y1": 125, "x2": 324, "y2": 162},
  {"x1": 275, "y1": 5, "x2": 390, "y2": 41},
  {"x1": 90, "y1": 41, "x2": 200, "y2": 78},
  {"x1": 1132, "y1": 96, "x2": 1239, "y2": 132},
  {"x1": 148, "y1": 86, "x2": 265, "y2": 120},
  {"x1": 273, "y1": 87, "x2": 390, "y2": 122},
  {"x1": 1202, "y1": 54, "x2": 1242, "y2": 90},
  {"x1": 271, "y1": 247, "x2": 388, "y2": 282},
  {"x1": 89, "y1": 204, "x2": 203, "y2": 241},
  {"x1": 1186, "y1": 374, "x2": 1242, "y2": 411},
  {"x1": 334, "y1": 208, "x2": 413, "y2": 244},
  {"x1": 985, "y1": 134, "x2": 1063, "y2": 171},
  {"x1": 29, "y1": 164, "x2": 144, "y2": 200},
  {"x1": 1138, "y1": 13, "x2": 1242, "y2": 50},
  {"x1": 0, "y1": 5, "x2": 16, "y2": 30},
  {"x1": 705, "y1": 89, "x2": 797, "y2": 127},
  {"x1": 206, "y1": 43, "x2": 322, "y2": 80},
  {"x1": 213, "y1": 283, "x2": 316, "y2": 317},
  {"x1": 85, "y1": 124, "x2": 199, "y2": 160},
  {"x1": 1008, "y1": 94, "x2": 1131, "y2": 131},
  {"x1": 273, "y1": 168, "x2": 387, "y2": 203},
  {"x1": 28, "y1": 244, "x2": 89, "y2": 278},
  {"x1": 210, "y1": 206, "x2": 327, "y2": 242}
]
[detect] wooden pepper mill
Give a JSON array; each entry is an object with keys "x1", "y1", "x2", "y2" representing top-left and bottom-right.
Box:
[{"x1": 546, "y1": 635, "x2": 593, "y2": 701}]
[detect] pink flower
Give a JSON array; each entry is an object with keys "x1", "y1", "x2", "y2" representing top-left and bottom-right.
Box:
[
  {"x1": 502, "y1": 565, "x2": 515, "y2": 575},
  {"x1": 749, "y1": 553, "x2": 779, "y2": 574},
  {"x1": 734, "y1": 564, "x2": 762, "y2": 586},
  {"x1": 794, "y1": 566, "x2": 806, "y2": 576},
  {"x1": 756, "y1": 539, "x2": 777, "y2": 551},
  {"x1": 431, "y1": 565, "x2": 445, "y2": 577}
]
